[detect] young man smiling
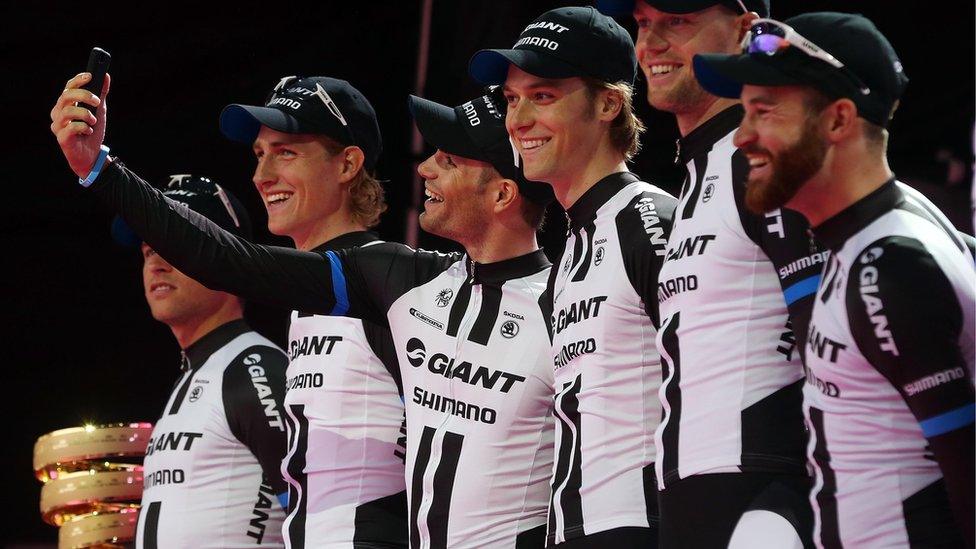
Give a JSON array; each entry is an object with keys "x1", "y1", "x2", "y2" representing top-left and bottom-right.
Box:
[
  {"x1": 597, "y1": 1, "x2": 823, "y2": 546},
  {"x1": 219, "y1": 76, "x2": 409, "y2": 549},
  {"x1": 696, "y1": 12, "x2": 975, "y2": 548},
  {"x1": 51, "y1": 76, "x2": 557, "y2": 547},
  {"x1": 470, "y1": 7, "x2": 677, "y2": 547}
]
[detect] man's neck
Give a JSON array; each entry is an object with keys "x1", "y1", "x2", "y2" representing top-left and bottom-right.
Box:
[
  {"x1": 462, "y1": 224, "x2": 539, "y2": 265},
  {"x1": 676, "y1": 96, "x2": 739, "y2": 137},
  {"x1": 550, "y1": 144, "x2": 629, "y2": 210},
  {"x1": 170, "y1": 306, "x2": 244, "y2": 350},
  {"x1": 790, "y1": 148, "x2": 893, "y2": 228},
  {"x1": 293, "y1": 219, "x2": 369, "y2": 251}
]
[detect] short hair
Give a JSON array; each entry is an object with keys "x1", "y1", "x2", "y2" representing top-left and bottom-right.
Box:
[
  {"x1": 803, "y1": 88, "x2": 888, "y2": 153},
  {"x1": 583, "y1": 78, "x2": 646, "y2": 161},
  {"x1": 320, "y1": 137, "x2": 388, "y2": 228},
  {"x1": 477, "y1": 166, "x2": 547, "y2": 230}
]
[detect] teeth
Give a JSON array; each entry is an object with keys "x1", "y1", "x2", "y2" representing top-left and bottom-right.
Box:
[
  {"x1": 748, "y1": 157, "x2": 768, "y2": 168},
  {"x1": 267, "y1": 192, "x2": 292, "y2": 204},
  {"x1": 424, "y1": 188, "x2": 444, "y2": 202},
  {"x1": 153, "y1": 284, "x2": 174, "y2": 292},
  {"x1": 521, "y1": 138, "x2": 549, "y2": 150},
  {"x1": 651, "y1": 64, "x2": 678, "y2": 75}
]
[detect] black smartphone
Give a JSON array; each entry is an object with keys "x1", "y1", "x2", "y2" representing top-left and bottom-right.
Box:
[{"x1": 81, "y1": 47, "x2": 111, "y2": 117}]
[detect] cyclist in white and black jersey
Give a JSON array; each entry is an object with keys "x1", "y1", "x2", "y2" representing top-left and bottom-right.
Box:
[
  {"x1": 697, "y1": 12, "x2": 975, "y2": 547},
  {"x1": 470, "y1": 8, "x2": 677, "y2": 546},
  {"x1": 129, "y1": 176, "x2": 288, "y2": 548},
  {"x1": 219, "y1": 76, "x2": 408, "y2": 549},
  {"x1": 51, "y1": 80, "x2": 557, "y2": 548},
  {"x1": 597, "y1": 0, "x2": 819, "y2": 546}
]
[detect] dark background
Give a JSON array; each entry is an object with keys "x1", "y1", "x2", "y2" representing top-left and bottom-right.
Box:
[{"x1": 5, "y1": 1, "x2": 973, "y2": 545}]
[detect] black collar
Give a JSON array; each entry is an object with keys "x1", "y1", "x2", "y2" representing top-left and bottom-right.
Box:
[
  {"x1": 678, "y1": 105, "x2": 744, "y2": 164},
  {"x1": 467, "y1": 249, "x2": 551, "y2": 285},
  {"x1": 566, "y1": 171, "x2": 641, "y2": 229},
  {"x1": 812, "y1": 178, "x2": 900, "y2": 251},
  {"x1": 309, "y1": 231, "x2": 380, "y2": 253},
  {"x1": 182, "y1": 318, "x2": 250, "y2": 371}
]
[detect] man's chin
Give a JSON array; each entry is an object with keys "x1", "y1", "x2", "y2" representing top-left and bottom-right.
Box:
[{"x1": 744, "y1": 176, "x2": 794, "y2": 215}]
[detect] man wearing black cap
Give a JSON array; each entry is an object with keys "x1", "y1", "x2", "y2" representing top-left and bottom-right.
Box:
[
  {"x1": 218, "y1": 76, "x2": 409, "y2": 549},
  {"x1": 469, "y1": 7, "x2": 677, "y2": 547},
  {"x1": 132, "y1": 175, "x2": 289, "y2": 548},
  {"x1": 52, "y1": 74, "x2": 557, "y2": 545},
  {"x1": 594, "y1": 0, "x2": 822, "y2": 546},
  {"x1": 695, "y1": 12, "x2": 975, "y2": 548}
]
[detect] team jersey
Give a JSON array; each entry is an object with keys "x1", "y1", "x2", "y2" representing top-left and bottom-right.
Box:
[
  {"x1": 136, "y1": 319, "x2": 288, "y2": 549},
  {"x1": 93, "y1": 161, "x2": 555, "y2": 549},
  {"x1": 655, "y1": 106, "x2": 822, "y2": 489},
  {"x1": 546, "y1": 171, "x2": 677, "y2": 545},
  {"x1": 804, "y1": 179, "x2": 975, "y2": 548},
  {"x1": 281, "y1": 231, "x2": 408, "y2": 549}
]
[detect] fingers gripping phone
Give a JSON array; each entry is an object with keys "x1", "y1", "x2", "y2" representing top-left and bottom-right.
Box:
[{"x1": 81, "y1": 47, "x2": 111, "y2": 118}]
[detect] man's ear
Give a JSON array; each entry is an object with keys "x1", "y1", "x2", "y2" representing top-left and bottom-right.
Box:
[
  {"x1": 338, "y1": 146, "x2": 366, "y2": 184},
  {"x1": 597, "y1": 88, "x2": 624, "y2": 123},
  {"x1": 823, "y1": 98, "x2": 859, "y2": 144},
  {"x1": 492, "y1": 177, "x2": 520, "y2": 214}
]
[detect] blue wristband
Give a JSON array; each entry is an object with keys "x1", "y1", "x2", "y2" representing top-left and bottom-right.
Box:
[{"x1": 79, "y1": 145, "x2": 111, "y2": 188}]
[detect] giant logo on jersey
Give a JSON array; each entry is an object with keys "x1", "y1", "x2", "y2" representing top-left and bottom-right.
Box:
[
  {"x1": 403, "y1": 337, "x2": 526, "y2": 392},
  {"x1": 289, "y1": 335, "x2": 342, "y2": 359},
  {"x1": 553, "y1": 296, "x2": 608, "y2": 335},
  {"x1": 245, "y1": 354, "x2": 286, "y2": 432},
  {"x1": 664, "y1": 234, "x2": 716, "y2": 262},
  {"x1": 857, "y1": 247, "x2": 899, "y2": 356},
  {"x1": 635, "y1": 196, "x2": 669, "y2": 256}
]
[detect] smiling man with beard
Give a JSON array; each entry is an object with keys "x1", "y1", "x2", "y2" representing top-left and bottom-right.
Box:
[{"x1": 696, "y1": 12, "x2": 975, "y2": 548}]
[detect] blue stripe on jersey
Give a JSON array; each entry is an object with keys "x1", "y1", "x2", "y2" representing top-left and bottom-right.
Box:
[
  {"x1": 920, "y1": 403, "x2": 976, "y2": 438},
  {"x1": 784, "y1": 275, "x2": 821, "y2": 305},
  {"x1": 326, "y1": 251, "x2": 350, "y2": 316},
  {"x1": 278, "y1": 492, "x2": 289, "y2": 510}
]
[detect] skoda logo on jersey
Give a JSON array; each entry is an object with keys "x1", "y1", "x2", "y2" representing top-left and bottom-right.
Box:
[
  {"x1": 594, "y1": 246, "x2": 605, "y2": 266},
  {"x1": 702, "y1": 183, "x2": 714, "y2": 203},
  {"x1": 500, "y1": 320, "x2": 520, "y2": 339},
  {"x1": 860, "y1": 247, "x2": 884, "y2": 264},
  {"x1": 188, "y1": 385, "x2": 203, "y2": 403},
  {"x1": 406, "y1": 337, "x2": 427, "y2": 367},
  {"x1": 563, "y1": 254, "x2": 573, "y2": 273},
  {"x1": 435, "y1": 288, "x2": 454, "y2": 308}
]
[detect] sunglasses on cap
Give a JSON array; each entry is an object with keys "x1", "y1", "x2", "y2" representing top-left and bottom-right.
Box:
[
  {"x1": 743, "y1": 18, "x2": 871, "y2": 95},
  {"x1": 265, "y1": 75, "x2": 352, "y2": 128}
]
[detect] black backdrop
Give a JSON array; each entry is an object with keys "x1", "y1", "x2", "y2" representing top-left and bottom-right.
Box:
[{"x1": 5, "y1": 1, "x2": 973, "y2": 544}]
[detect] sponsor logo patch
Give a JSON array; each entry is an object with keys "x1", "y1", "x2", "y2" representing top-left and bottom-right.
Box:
[
  {"x1": 500, "y1": 320, "x2": 520, "y2": 338},
  {"x1": 435, "y1": 288, "x2": 454, "y2": 308}
]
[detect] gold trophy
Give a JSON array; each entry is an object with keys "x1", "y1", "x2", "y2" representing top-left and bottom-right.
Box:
[{"x1": 34, "y1": 423, "x2": 152, "y2": 548}]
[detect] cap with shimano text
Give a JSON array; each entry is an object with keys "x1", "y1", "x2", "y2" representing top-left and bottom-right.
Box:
[
  {"x1": 219, "y1": 76, "x2": 382, "y2": 170},
  {"x1": 469, "y1": 6, "x2": 636, "y2": 86}
]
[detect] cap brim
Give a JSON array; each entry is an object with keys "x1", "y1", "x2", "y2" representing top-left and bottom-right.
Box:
[
  {"x1": 693, "y1": 53, "x2": 804, "y2": 99},
  {"x1": 469, "y1": 49, "x2": 583, "y2": 85},
  {"x1": 408, "y1": 96, "x2": 483, "y2": 160},
  {"x1": 219, "y1": 104, "x2": 304, "y2": 144}
]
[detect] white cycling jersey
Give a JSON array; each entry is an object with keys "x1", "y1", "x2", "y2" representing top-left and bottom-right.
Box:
[
  {"x1": 137, "y1": 319, "x2": 288, "y2": 549},
  {"x1": 547, "y1": 172, "x2": 676, "y2": 545},
  {"x1": 805, "y1": 180, "x2": 975, "y2": 548}
]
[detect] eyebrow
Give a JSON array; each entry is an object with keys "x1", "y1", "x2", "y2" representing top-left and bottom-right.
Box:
[{"x1": 503, "y1": 79, "x2": 562, "y2": 92}]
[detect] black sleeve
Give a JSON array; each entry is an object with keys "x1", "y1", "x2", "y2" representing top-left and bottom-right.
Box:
[
  {"x1": 92, "y1": 161, "x2": 340, "y2": 314},
  {"x1": 223, "y1": 345, "x2": 290, "y2": 497},
  {"x1": 731, "y1": 149, "x2": 825, "y2": 348},
  {"x1": 91, "y1": 162, "x2": 457, "y2": 323},
  {"x1": 845, "y1": 236, "x2": 975, "y2": 543},
  {"x1": 615, "y1": 189, "x2": 678, "y2": 327}
]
